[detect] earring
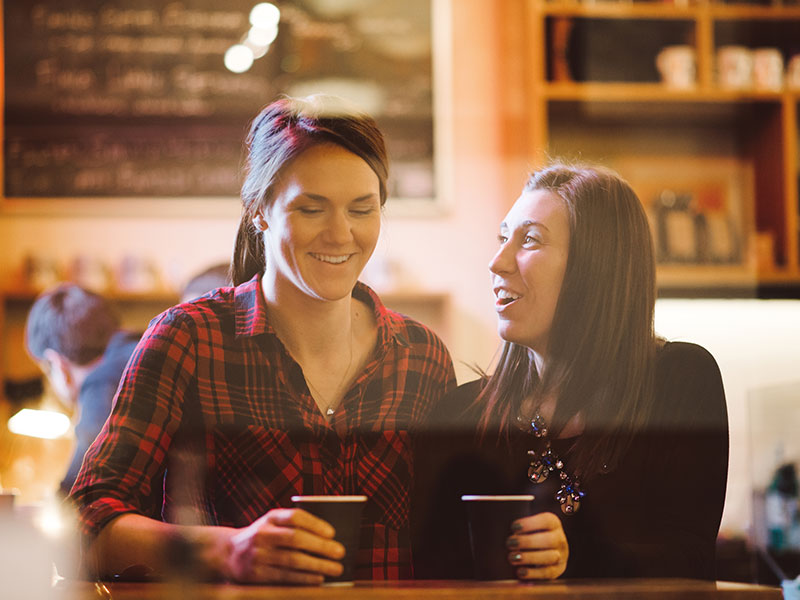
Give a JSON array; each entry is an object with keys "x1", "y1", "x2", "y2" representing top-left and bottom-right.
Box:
[{"x1": 252, "y1": 214, "x2": 267, "y2": 232}]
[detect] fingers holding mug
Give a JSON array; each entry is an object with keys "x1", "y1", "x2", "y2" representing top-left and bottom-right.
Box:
[{"x1": 506, "y1": 512, "x2": 568, "y2": 580}]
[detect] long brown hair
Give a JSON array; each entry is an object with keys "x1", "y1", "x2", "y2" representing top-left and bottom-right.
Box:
[
  {"x1": 478, "y1": 163, "x2": 658, "y2": 479},
  {"x1": 231, "y1": 95, "x2": 389, "y2": 285}
]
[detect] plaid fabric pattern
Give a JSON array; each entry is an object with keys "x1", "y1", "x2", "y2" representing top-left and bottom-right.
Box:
[{"x1": 70, "y1": 276, "x2": 455, "y2": 580}]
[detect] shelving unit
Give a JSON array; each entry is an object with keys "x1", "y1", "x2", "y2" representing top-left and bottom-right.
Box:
[{"x1": 525, "y1": 0, "x2": 800, "y2": 295}]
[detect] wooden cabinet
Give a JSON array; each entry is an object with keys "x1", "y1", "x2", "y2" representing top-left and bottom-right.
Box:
[{"x1": 523, "y1": 0, "x2": 800, "y2": 295}]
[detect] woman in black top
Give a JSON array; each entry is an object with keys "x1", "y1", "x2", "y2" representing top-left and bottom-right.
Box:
[{"x1": 412, "y1": 164, "x2": 728, "y2": 581}]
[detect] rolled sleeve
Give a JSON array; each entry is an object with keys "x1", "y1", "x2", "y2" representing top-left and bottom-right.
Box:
[{"x1": 69, "y1": 308, "x2": 197, "y2": 539}]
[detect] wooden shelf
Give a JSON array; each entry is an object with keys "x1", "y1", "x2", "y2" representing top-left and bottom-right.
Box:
[
  {"x1": 544, "y1": 83, "x2": 799, "y2": 101},
  {"x1": 540, "y1": 1, "x2": 800, "y2": 20},
  {"x1": 541, "y1": 2, "x2": 697, "y2": 19},
  {"x1": 709, "y1": 4, "x2": 800, "y2": 20},
  {"x1": 657, "y1": 264, "x2": 760, "y2": 288},
  {"x1": 1, "y1": 288, "x2": 180, "y2": 304},
  {"x1": 754, "y1": 269, "x2": 800, "y2": 285},
  {"x1": 656, "y1": 265, "x2": 800, "y2": 298}
]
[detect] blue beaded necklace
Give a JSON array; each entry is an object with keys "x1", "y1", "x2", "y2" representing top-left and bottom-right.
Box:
[{"x1": 518, "y1": 413, "x2": 586, "y2": 514}]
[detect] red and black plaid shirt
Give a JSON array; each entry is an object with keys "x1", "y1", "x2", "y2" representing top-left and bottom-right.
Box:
[{"x1": 70, "y1": 276, "x2": 455, "y2": 580}]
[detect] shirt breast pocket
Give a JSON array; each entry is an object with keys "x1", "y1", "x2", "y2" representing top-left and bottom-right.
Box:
[{"x1": 210, "y1": 425, "x2": 302, "y2": 526}]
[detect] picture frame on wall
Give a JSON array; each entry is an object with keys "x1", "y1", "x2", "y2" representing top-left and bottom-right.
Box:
[{"x1": 616, "y1": 157, "x2": 753, "y2": 267}]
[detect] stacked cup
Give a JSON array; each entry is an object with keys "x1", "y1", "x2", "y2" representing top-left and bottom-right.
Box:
[{"x1": 717, "y1": 46, "x2": 786, "y2": 91}]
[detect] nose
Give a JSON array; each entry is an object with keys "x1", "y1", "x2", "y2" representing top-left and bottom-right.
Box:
[
  {"x1": 489, "y1": 240, "x2": 515, "y2": 275},
  {"x1": 325, "y1": 209, "x2": 354, "y2": 245}
]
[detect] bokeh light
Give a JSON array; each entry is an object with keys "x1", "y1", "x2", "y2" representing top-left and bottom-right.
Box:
[
  {"x1": 224, "y1": 44, "x2": 255, "y2": 73},
  {"x1": 250, "y1": 3, "x2": 281, "y2": 29},
  {"x1": 247, "y1": 24, "x2": 279, "y2": 47},
  {"x1": 7, "y1": 409, "x2": 70, "y2": 440}
]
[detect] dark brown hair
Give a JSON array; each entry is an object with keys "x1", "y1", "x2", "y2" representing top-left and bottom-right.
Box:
[
  {"x1": 478, "y1": 163, "x2": 658, "y2": 479},
  {"x1": 25, "y1": 283, "x2": 120, "y2": 365},
  {"x1": 231, "y1": 95, "x2": 389, "y2": 285}
]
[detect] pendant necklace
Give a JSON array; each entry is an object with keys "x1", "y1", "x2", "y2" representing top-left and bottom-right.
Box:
[
  {"x1": 517, "y1": 413, "x2": 586, "y2": 514},
  {"x1": 305, "y1": 332, "x2": 354, "y2": 418}
]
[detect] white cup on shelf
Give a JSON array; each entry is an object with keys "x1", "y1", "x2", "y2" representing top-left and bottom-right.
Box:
[
  {"x1": 752, "y1": 47, "x2": 783, "y2": 91},
  {"x1": 717, "y1": 45, "x2": 753, "y2": 90},
  {"x1": 656, "y1": 45, "x2": 696, "y2": 89}
]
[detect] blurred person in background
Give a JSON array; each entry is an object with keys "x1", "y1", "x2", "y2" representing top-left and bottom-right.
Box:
[
  {"x1": 412, "y1": 164, "x2": 728, "y2": 581},
  {"x1": 180, "y1": 262, "x2": 231, "y2": 303},
  {"x1": 25, "y1": 283, "x2": 139, "y2": 496},
  {"x1": 70, "y1": 95, "x2": 455, "y2": 584}
]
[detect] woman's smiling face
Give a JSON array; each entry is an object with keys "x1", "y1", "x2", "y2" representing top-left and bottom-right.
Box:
[
  {"x1": 489, "y1": 189, "x2": 570, "y2": 357},
  {"x1": 260, "y1": 143, "x2": 381, "y2": 302}
]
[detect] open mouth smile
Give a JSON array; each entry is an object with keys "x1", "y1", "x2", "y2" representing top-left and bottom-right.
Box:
[
  {"x1": 310, "y1": 253, "x2": 353, "y2": 264},
  {"x1": 495, "y1": 288, "x2": 522, "y2": 307}
]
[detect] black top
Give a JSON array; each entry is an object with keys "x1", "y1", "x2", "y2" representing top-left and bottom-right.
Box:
[
  {"x1": 411, "y1": 342, "x2": 729, "y2": 579},
  {"x1": 61, "y1": 331, "x2": 140, "y2": 495}
]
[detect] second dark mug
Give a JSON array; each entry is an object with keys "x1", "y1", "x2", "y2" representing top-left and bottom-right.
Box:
[
  {"x1": 291, "y1": 495, "x2": 366, "y2": 584},
  {"x1": 461, "y1": 494, "x2": 535, "y2": 581}
]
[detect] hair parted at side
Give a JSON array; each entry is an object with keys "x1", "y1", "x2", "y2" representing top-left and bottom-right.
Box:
[
  {"x1": 230, "y1": 94, "x2": 389, "y2": 286},
  {"x1": 25, "y1": 283, "x2": 120, "y2": 366},
  {"x1": 477, "y1": 162, "x2": 658, "y2": 480}
]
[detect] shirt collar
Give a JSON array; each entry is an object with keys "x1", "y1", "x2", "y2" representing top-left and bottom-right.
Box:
[
  {"x1": 233, "y1": 275, "x2": 273, "y2": 338},
  {"x1": 353, "y1": 280, "x2": 411, "y2": 351},
  {"x1": 233, "y1": 274, "x2": 410, "y2": 350}
]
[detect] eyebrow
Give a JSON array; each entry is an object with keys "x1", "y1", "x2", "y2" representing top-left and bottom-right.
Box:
[
  {"x1": 499, "y1": 219, "x2": 550, "y2": 232},
  {"x1": 300, "y1": 192, "x2": 378, "y2": 203}
]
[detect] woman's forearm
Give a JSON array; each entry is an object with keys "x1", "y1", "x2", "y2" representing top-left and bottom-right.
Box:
[{"x1": 88, "y1": 513, "x2": 237, "y2": 580}]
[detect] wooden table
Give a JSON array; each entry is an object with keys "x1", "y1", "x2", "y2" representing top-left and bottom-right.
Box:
[{"x1": 54, "y1": 579, "x2": 782, "y2": 599}]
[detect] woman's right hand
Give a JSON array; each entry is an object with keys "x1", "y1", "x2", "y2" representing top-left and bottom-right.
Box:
[{"x1": 224, "y1": 508, "x2": 345, "y2": 584}]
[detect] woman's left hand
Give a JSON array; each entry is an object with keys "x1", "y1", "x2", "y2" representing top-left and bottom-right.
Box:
[{"x1": 506, "y1": 512, "x2": 568, "y2": 580}]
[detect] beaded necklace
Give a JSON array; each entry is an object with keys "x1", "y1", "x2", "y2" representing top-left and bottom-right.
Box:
[{"x1": 517, "y1": 413, "x2": 586, "y2": 514}]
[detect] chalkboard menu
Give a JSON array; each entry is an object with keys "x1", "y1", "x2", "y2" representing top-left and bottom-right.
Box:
[{"x1": 3, "y1": 0, "x2": 434, "y2": 198}]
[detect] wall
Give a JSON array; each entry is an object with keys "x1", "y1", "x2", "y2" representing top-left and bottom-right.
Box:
[{"x1": 654, "y1": 299, "x2": 800, "y2": 539}]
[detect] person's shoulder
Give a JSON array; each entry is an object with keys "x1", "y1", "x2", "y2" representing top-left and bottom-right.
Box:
[
  {"x1": 181, "y1": 284, "x2": 237, "y2": 313},
  {"x1": 654, "y1": 340, "x2": 726, "y2": 429},
  {"x1": 425, "y1": 379, "x2": 485, "y2": 430},
  {"x1": 392, "y1": 311, "x2": 447, "y2": 348},
  {"x1": 142, "y1": 286, "x2": 237, "y2": 345},
  {"x1": 657, "y1": 340, "x2": 721, "y2": 379},
  {"x1": 161, "y1": 286, "x2": 237, "y2": 324},
  {"x1": 445, "y1": 379, "x2": 484, "y2": 404}
]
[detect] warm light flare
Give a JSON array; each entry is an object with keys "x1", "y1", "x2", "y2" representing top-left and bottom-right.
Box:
[
  {"x1": 247, "y1": 24, "x2": 278, "y2": 47},
  {"x1": 35, "y1": 505, "x2": 65, "y2": 539},
  {"x1": 7, "y1": 409, "x2": 70, "y2": 439},
  {"x1": 224, "y1": 44, "x2": 255, "y2": 73},
  {"x1": 250, "y1": 3, "x2": 281, "y2": 29}
]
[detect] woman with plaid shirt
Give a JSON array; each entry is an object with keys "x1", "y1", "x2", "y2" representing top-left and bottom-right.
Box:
[{"x1": 70, "y1": 96, "x2": 455, "y2": 584}]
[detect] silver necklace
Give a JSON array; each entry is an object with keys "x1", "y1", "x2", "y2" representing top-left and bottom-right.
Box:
[{"x1": 305, "y1": 333, "x2": 355, "y2": 418}]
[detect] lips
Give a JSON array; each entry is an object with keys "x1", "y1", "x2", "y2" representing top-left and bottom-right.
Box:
[
  {"x1": 310, "y1": 253, "x2": 353, "y2": 264},
  {"x1": 494, "y1": 286, "x2": 522, "y2": 308}
]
